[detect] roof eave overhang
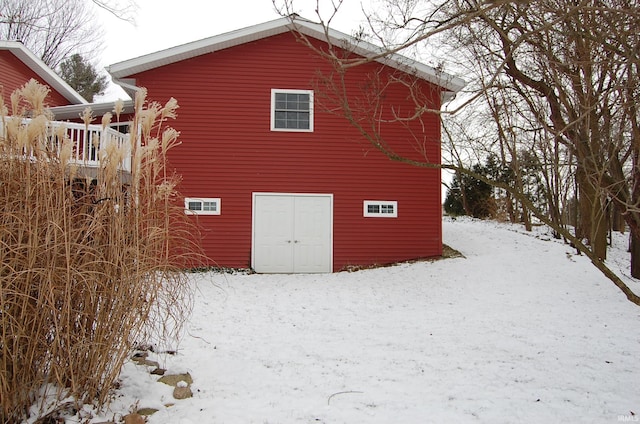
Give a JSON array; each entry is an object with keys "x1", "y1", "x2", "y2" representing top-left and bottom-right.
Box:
[
  {"x1": 49, "y1": 99, "x2": 134, "y2": 121},
  {"x1": 107, "y1": 16, "x2": 466, "y2": 96},
  {"x1": 0, "y1": 40, "x2": 88, "y2": 105},
  {"x1": 294, "y1": 19, "x2": 466, "y2": 94},
  {"x1": 107, "y1": 18, "x2": 292, "y2": 79}
]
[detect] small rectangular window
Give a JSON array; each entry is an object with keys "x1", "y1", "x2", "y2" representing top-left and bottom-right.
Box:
[
  {"x1": 271, "y1": 89, "x2": 314, "y2": 132},
  {"x1": 109, "y1": 122, "x2": 131, "y2": 134},
  {"x1": 364, "y1": 200, "x2": 398, "y2": 218},
  {"x1": 185, "y1": 197, "x2": 221, "y2": 215}
]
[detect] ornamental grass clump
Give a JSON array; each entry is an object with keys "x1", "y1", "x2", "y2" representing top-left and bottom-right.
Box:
[{"x1": 0, "y1": 80, "x2": 201, "y2": 422}]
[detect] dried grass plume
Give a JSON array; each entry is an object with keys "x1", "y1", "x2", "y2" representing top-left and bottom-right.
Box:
[{"x1": 0, "y1": 80, "x2": 202, "y2": 422}]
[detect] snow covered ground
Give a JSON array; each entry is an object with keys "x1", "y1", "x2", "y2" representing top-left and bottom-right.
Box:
[{"x1": 85, "y1": 217, "x2": 640, "y2": 423}]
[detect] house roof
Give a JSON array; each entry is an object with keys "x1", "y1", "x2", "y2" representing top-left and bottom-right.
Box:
[
  {"x1": 0, "y1": 40, "x2": 88, "y2": 105},
  {"x1": 107, "y1": 16, "x2": 466, "y2": 100}
]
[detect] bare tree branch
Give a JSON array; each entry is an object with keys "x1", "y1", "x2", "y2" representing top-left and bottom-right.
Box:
[{"x1": 277, "y1": 0, "x2": 640, "y2": 305}]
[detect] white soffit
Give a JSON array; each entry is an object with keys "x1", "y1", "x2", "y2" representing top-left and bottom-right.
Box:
[{"x1": 108, "y1": 19, "x2": 290, "y2": 79}]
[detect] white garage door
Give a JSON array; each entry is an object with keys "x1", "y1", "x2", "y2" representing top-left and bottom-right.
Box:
[{"x1": 252, "y1": 193, "x2": 333, "y2": 273}]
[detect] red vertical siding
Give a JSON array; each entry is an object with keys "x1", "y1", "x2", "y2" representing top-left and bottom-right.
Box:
[
  {"x1": 0, "y1": 50, "x2": 70, "y2": 108},
  {"x1": 132, "y1": 32, "x2": 443, "y2": 271}
]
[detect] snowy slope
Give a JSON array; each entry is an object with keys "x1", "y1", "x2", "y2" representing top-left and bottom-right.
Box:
[{"x1": 85, "y1": 218, "x2": 640, "y2": 424}]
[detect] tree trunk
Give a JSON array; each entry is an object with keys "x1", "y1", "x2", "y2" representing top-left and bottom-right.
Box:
[
  {"x1": 592, "y1": 199, "x2": 608, "y2": 261},
  {"x1": 611, "y1": 203, "x2": 625, "y2": 233},
  {"x1": 577, "y1": 167, "x2": 607, "y2": 260},
  {"x1": 631, "y1": 234, "x2": 640, "y2": 279},
  {"x1": 521, "y1": 201, "x2": 532, "y2": 231}
]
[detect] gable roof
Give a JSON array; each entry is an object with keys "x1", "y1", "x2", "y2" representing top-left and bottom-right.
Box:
[
  {"x1": 107, "y1": 16, "x2": 466, "y2": 100},
  {"x1": 0, "y1": 40, "x2": 88, "y2": 105}
]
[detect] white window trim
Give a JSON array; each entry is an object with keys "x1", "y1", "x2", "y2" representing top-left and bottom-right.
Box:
[
  {"x1": 270, "y1": 89, "x2": 314, "y2": 132},
  {"x1": 185, "y1": 197, "x2": 221, "y2": 215},
  {"x1": 363, "y1": 200, "x2": 398, "y2": 218}
]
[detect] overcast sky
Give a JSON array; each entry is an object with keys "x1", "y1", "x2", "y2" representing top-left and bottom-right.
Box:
[{"x1": 96, "y1": 0, "x2": 369, "y2": 100}]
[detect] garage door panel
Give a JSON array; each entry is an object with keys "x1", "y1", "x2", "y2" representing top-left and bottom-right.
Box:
[
  {"x1": 294, "y1": 242, "x2": 330, "y2": 273},
  {"x1": 293, "y1": 196, "x2": 332, "y2": 273},
  {"x1": 255, "y1": 244, "x2": 293, "y2": 273},
  {"x1": 253, "y1": 194, "x2": 332, "y2": 273},
  {"x1": 253, "y1": 195, "x2": 294, "y2": 273}
]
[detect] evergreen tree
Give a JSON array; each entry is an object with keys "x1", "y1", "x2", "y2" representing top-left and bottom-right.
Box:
[
  {"x1": 445, "y1": 155, "x2": 513, "y2": 219},
  {"x1": 444, "y1": 172, "x2": 466, "y2": 216},
  {"x1": 444, "y1": 162, "x2": 495, "y2": 218},
  {"x1": 58, "y1": 54, "x2": 108, "y2": 102}
]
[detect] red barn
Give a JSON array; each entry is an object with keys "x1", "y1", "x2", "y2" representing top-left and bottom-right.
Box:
[{"x1": 108, "y1": 17, "x2": 465, "y2": 273}]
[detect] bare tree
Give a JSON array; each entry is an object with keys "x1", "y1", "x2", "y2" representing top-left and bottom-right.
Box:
[
  {"x1": 91, "y1": 0, "x2": 137, "y2": 22},
  {"x1": 0, "y1": 0, "x2": 136, "y2": 69},
  {"x1": 450, "y1": 0, "x2": 640, "y2": 262},
  {"x1": 275, "y1": 0, "x2": 640, "y2": 305}
]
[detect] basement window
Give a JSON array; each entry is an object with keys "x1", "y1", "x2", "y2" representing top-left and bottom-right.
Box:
[
  {"x1": 185, "y1": 197, "x2": 221, "y2": 215},
  {"x1": 363, "y1": 200, "x2": 398, "y2": 218},
  {"x1": 271, "y1": 89, "x2": 313, "y2": 132}
]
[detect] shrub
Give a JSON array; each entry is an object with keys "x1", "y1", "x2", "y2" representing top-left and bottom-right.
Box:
[{"x1": 0, "y1": 80, "x2": 201, "y2": 421}]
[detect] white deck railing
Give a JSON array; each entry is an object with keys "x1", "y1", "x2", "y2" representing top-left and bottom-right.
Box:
[{"x1": 0, "y1": 118, "x2": 132, "y2": 173}]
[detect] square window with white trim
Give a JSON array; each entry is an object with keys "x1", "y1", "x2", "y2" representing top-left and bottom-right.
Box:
[
  {"x1": 185, "y1": 197, "x2": 221, "y2": 215},
  {"x1": 271, "y1": 89, "x2": 314, "y2": 132},
  {"x1": 363, "y1": 200, "x2": 398, "y2": 217}
]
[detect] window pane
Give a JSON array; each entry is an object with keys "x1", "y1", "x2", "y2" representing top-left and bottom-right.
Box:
[
  {"x1": 188, "y1": 201, "x2": 202, "y2": 211},
  {"x1": 275, "y1": 93, "x2": 286, "y2": 106},
  {"x1": 381, "y1": 204, "x2": 394, "y2": 214},
  {"x1": 367, "y1": 205, "x2": 380, "y2": 214},
  {"x1": 274, "y1": 111, "x2": 310, "y2": 129},
  {"x1": 297, "y1": 94, "x2": 309, "y2": 110},
  {"x1": 286, "y1": 111, "x2": 298, "y2": 128},
  {"x1": 203, "y1": 201, "x2": 217, "y2": 211},
  {"x1": 288, "y1": 94, "x2": 308, "y2": 111},
  {"x1": 274, "y1": 111, "x2": 287, "y2": 129}
]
